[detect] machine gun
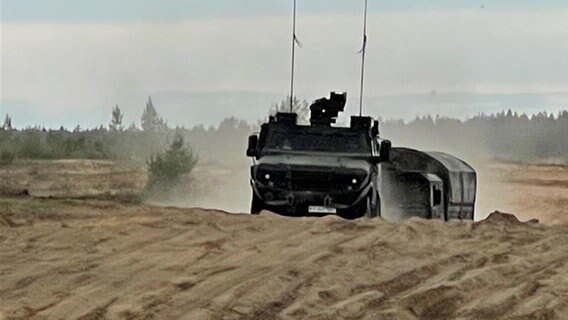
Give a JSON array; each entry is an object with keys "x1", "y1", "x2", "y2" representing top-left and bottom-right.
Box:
[{"x1": 309, "y1": 92, "x2": 346, "y2": 126}]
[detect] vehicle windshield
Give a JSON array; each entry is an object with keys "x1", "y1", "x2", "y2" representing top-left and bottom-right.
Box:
[{"x1": 264, "y1": 130, "x2": 371, "y2": 154}]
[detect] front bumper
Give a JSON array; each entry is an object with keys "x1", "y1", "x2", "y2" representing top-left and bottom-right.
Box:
[{"x1": 251, "y1": 179, "x2": 371, "y2": 213}]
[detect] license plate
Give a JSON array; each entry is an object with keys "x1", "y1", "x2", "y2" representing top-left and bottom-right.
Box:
[{"x1": 309, "y1": 206, "x2": 337, "y2": 214}]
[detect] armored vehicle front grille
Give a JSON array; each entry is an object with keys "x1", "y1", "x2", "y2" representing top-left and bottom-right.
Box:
[{"x1": 290, "y1": 171, "x2": 332, "y2": 191}]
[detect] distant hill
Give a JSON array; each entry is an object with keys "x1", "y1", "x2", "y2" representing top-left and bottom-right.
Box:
[
  {"x1": 152, "y1": 90, "x2": 568, "y2": 127},
  {"x1": 364, "y1": 91, "x2": 568, "y2": 120},
  {"x1": 2, "y1": 91, "x2": 566, "y2": 129}
]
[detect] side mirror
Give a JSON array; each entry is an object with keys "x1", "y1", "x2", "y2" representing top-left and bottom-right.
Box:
[
  {"x1": 246, "y1": 135, "x2": 259, "y2": 158},
  {"x1": 380, "y1": 140, "x2": 392, "y2": 162}
]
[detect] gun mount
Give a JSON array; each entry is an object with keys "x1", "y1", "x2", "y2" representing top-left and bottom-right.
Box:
[{"x1": 309, "y1": 92, "x2": 346, "y2": 126}]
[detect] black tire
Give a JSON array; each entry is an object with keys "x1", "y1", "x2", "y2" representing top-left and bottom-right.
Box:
[
  {"x1": 366, "y1": 191, "x2": 380, "y2": 218},
  {"x1": 250, "y1": 193, "x2": 264, "y2": 215}
]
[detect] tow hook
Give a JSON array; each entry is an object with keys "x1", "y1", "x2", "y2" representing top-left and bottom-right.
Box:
[
  {"x1": 286, "y1": 194, "x2": 295, "y2": 206},
  {"x1": 324, "y1": 195, "x2": 334, "y2": 207}
]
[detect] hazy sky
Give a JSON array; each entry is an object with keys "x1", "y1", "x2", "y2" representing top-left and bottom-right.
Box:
[
  {"x1": 3, "y1": 0, "x2": 568, "y2": 21},
  {"x1": 1, "y1": 0, "x2": 568, "y2": 128}
]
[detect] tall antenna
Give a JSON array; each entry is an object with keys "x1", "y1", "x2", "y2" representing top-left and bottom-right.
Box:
[
  {"x1": 358, "y1": 0, "x2": 368, "y2": 116},
  {"x1": 289, "y1": 0, "x2": 301, "y2": 113}
]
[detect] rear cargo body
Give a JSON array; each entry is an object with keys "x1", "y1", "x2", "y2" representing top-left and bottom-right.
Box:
[
  {"x1": 380, "y1": 170, "x2": 445, "y2": 221},
  {"x1": 386, "y1": 148, "x2": 477, "y2": 220}
]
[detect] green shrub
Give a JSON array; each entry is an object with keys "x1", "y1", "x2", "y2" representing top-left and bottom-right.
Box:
[
  {"x1": 0, "y1": 151, "x2": 15, "y2": 166},
  {"x1": 146, "y1": 134, "x2": 197, "y2": 192}
]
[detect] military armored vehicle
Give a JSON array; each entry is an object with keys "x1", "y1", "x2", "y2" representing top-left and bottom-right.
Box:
[
  {"x1": 245, "y1": 0, "x2": 476, "y2": 221},
  {"x1": 246, "y1": 92, "x2": 477, "y2": 221}
]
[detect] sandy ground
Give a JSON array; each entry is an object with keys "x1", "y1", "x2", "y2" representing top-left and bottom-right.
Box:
[
  {"x1": 1, "y1": 199, "x2": 567, "y2": 320},
  {"x1": 0, "y1": 160, "x2": 145, "y2": 199},
  {"x1": 0, "y1": 160, "x2": 567, "y2": 319},
  {"x1": 475, "y1": 163, "x2": 568, "y2": 224}
]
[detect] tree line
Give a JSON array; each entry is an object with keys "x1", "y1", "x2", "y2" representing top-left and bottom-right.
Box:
[
  {"x1": 1, "y1": 97, "x2": 567, "y2": 166},
  {"x1": 381, "y1": 110, "x2": 568, "y2": 164},
  {"x1": 0, "y1": 97, "x2": 173, "y2": 163}
]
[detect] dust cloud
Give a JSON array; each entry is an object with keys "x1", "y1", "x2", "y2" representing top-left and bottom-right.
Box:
[{"x1": 159, "y1": 122, "x2": 527, "y2": 222}]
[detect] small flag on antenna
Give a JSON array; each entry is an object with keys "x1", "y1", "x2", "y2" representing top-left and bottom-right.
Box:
[
  {"x1": 358, "y1": 35, "x2": 367, "y2": 54},
  {"x1": 294, "y1": 34, "x2": 302, "y2": 48}
]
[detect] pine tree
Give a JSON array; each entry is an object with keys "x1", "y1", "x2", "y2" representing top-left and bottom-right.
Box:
[
  {"x1": 110, "y1": 105, "x2": 124, "y2": 131},
  {"x1": 2, "y1": 114, "x2": 12, "y2": 130},
  {"x1": 141, "y1": 96, "x2": 167, "y2": 132}
]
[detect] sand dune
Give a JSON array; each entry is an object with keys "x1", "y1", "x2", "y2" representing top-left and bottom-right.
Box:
[{"x1": 1, "y1": 198, "x2": 567, "y2": 319}]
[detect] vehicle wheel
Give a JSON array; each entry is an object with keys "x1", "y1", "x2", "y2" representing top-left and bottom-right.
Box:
[
  {"x1": 250, "y1": 193, "x2": 264, "y2": 215},
  {"x1": 366, "y1": 191, "x2": 380, "y2": 218}
]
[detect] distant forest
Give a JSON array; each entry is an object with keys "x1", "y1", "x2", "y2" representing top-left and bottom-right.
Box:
[
  {"x1": 382, "y1": 110, "x2": 568, "y2": 164},
  {"x1": 1, "y1": 97, "x2": 567, "y2": 165}
]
